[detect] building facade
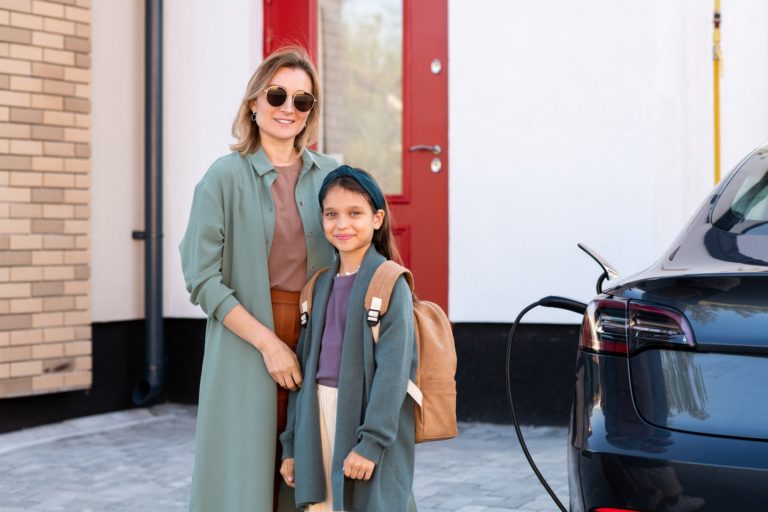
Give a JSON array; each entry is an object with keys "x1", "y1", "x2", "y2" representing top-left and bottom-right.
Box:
[{"x1": 3, "y1": 0, "x2": 768, "y2": 428}]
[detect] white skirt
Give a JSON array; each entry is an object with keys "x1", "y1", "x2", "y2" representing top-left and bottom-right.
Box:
[{"x1": 307, "y1": 384, "x2": 344, "y2": 512}]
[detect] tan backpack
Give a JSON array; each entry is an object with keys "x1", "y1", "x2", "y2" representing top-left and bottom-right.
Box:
[{"x1": 300, "y1": 261, "x2": 458, "y2": 443}]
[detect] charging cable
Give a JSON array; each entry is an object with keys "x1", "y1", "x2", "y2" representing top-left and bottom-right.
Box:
[{"x1": 506, "y1": 296, "x2": 587, "y2": 512}]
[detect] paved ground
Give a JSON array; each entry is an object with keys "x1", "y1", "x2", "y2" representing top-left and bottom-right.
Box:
[{"x1": 0, "y1": 404, "x2": 569, "y2": 511}]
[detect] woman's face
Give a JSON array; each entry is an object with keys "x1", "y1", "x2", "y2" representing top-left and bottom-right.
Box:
[{"x1": 250, "y1": 66, "x2": 314, "y2": 148}]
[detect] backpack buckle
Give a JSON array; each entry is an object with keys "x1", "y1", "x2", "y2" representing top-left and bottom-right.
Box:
[
  {"x1": 366, "y1": 309, "x2": 380, "y2": 326},
  {"x1": 367, "y1": 296, "x2": 383, "y2": 326}
]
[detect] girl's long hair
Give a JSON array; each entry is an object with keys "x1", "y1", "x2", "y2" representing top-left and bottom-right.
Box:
[{"x1": 320, "y1": 175, "x2": 402, "y2": 264}]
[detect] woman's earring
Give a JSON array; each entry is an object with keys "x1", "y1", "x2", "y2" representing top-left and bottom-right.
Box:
[{"x1": 251, "y1": 111, "x2": 257, "y2": 122}]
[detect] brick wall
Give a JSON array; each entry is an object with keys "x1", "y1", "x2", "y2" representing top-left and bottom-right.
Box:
[{"x1": 0, "y1": 0, "x2": 91, "y2": 398}]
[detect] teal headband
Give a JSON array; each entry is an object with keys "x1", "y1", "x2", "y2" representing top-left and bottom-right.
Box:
[{"x1": 318, "y1": 165, "x2": 386, "y2": 211}]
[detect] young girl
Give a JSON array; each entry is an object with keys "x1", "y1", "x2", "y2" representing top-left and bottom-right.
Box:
[{"x1": 279, "y1": 165, "x2": 419, "y2": 511}]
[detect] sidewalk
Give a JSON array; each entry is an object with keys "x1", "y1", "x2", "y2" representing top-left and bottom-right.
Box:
[{"x1": 0, "y1": 405, "x2": 568, "y2": 512}]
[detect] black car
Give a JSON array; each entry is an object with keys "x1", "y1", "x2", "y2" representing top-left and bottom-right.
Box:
[{"x1": 569, "y1": 145, "x2": 768, "y2": 512}]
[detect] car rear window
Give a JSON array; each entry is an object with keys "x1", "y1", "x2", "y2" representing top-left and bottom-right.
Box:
[{"x1": 712, "y1": 152, "x2": 768, "y2": 234}]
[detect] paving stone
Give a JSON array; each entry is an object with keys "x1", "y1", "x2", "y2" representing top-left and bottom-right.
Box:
[{"x1": 0, "y1": 405, "x2": 568, "y2": 511}]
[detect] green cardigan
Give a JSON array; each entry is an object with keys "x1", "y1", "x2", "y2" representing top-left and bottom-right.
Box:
[
  {"x1": 179, "y1": 148, "x2": 337, "y2": 512},
  {"x1": 281, "y1": 246, "x2": 419, "y2": 512}
]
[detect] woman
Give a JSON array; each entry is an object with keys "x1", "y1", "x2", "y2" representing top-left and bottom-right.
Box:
[{"x1": 179, "y1": 46, "x2": 338, "y2": 512}]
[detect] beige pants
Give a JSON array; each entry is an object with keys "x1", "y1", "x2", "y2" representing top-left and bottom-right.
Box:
[{"x1": 308, "y1": 385, "x2": 344, "y2": 512}]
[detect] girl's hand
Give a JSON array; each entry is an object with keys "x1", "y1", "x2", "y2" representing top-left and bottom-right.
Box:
[
  {"x1": 343, "y1": 451, "x2": 376, "y2": 481},
  {"x1": 261, "y1": 334, "x2": 303, "y2": 391},
  {"x1": 280, "y1": 458, "x2": 296, "y2": 488}
]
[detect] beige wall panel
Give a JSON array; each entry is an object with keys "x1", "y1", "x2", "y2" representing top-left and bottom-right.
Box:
[{"x1": 89, "y1": 0, "x2": 143, "y2": 322}]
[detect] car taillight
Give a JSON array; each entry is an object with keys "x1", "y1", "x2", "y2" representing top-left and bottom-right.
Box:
[
  {"x1": 580, "y1": 297, "x2": 697, "y2": 356},
  {"x1": 592, "y1": 508, "x2": 642, "y2": 512},
  {"x1": 628, "y1": 301, "x2": 696, "y2": 351},
  {"x1": 580, "y1": 298, "x2": 629, "y2": 355}
]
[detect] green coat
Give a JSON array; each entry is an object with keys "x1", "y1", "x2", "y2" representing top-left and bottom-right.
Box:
[
  {"x1": 281, "y1": 247, "x2": 419, "y2": 512},
  {"x1": 179, "y1": 148, "x2": 338, "y2": 512}
]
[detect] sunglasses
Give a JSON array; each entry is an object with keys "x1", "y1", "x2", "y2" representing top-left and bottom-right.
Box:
[{"x1": 263, "y1": 85, "x2": 316, "y2": 113}]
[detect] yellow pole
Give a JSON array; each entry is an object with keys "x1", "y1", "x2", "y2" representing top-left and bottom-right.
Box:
[{"x1": 713, "y1": 1, "x2": 722, "y2": 183}]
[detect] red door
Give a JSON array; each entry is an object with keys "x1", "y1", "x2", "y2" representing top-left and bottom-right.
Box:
[{"x1": 265, "y1": 0, "x2": 449, "y2": 310}]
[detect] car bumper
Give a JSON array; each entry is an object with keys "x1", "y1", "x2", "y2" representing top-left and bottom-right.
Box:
[{"x1": 570, "y1": 351, "x2": 768, "y2": 512}]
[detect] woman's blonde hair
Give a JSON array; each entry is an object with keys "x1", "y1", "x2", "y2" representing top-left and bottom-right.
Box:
[{"x1": 230, "y1": 45, "x2": 321, "y2": 156}]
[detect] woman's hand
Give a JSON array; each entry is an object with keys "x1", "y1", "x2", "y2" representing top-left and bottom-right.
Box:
[
  {"x1": 261, "y1": 333, "x2": 303, "y2": 391},
  {"x1": 222, "y1": 305, "x2": 303, "y2": 390},
  {"x1": 343, "y1": 451, "x2": 376, "y2": 481},
  {"x1": 280, "y1": 458, "x2": 296, "y2": 488}
]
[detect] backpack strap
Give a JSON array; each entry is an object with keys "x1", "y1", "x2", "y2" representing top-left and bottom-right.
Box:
[
  {"x1": 364, "y1": 261, "x2": 423, "y2": 407},
  {"x1": 365, "y1": 261, "x2": 414, "y2": 341},
  {"x1": 300, "y1": 267, "x2": 330, "y2": 327}
]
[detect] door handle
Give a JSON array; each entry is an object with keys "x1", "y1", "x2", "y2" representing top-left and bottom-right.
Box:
[{"x1": 409, "y1": 144, "x2": 442, "y2": 156}]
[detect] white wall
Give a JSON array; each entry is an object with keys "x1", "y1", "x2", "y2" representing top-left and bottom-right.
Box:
[
  {"x1": 448, "y1": 0, "x2": 768, "y2": 323},
  {"x1": 92, "y1": 1, "x2": 263, "y2": 321},
  {"x1": 720, "y1": 3, "x2": 768, "y2": 167},
  {"x1": 93, "y1": 1, "x2": 768, "y2": 324},
  {"x1": 164, "y1": 0, "x2": 263, "y2": 318},
  {"x1": 91, "y1": 0, "x2": 144, "y2": 322}
]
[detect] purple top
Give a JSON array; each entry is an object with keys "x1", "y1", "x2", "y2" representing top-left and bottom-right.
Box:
[{"x1": 316, "y1": 273, "x2": 357, "y2": 388}]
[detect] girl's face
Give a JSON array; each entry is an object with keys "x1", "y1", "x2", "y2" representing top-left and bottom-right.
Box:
[
  {"x1": 322, "y1": 186, "x2": 384, "y2": 260},
  {"x1": 250, "y1": 66, "x2": 314, "y2": 146}
]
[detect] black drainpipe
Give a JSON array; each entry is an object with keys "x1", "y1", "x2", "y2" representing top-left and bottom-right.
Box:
[{"x1": 132, "y1": 0, "x2": 164, "y2": 405}]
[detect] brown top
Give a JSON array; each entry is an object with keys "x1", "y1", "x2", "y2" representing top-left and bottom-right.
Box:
[{"x1": 268, "y1": 159, "x2": 308, "y2": 292}]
